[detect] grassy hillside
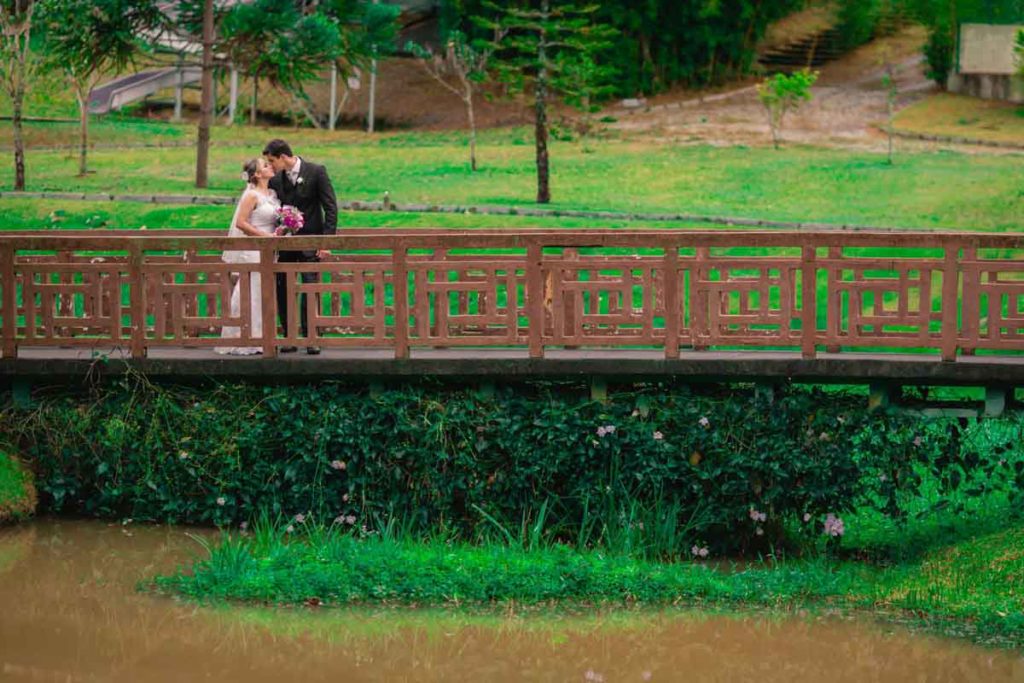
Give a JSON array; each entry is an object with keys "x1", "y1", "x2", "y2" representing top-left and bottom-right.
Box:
[{"x1": 1, "y1": 122, "x2": 1023, "y2": 231}]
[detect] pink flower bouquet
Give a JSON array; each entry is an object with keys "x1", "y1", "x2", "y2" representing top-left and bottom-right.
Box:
[{"x1": 275, "y1": 205, "x2": 305, "y2": 236}]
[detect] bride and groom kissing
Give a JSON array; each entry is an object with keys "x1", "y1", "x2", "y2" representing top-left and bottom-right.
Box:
[{"x1": 217, "y1": 139, "x2": 338, "y2": 356}]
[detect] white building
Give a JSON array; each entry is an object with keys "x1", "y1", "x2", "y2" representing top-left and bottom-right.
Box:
[{"x1": 948, "y1": 23, "x2": 1024, "y2": 102}]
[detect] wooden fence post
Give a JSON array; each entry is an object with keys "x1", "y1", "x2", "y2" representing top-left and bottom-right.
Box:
[
  {"x1": 1, "y1": 244, "x2": 15, "y2": 359},
  {"x1": 393, "y1": 243, "x2": 409, "y2": 359},
  {"x1": 527, "y1": 242, "x2": 544, "y2": 359},
  {"x1": 663, "y1": 243, "x2": 680, "y2": 359},
  {"x1": 128, "y1": 242, "x2": 146, "y2": 358},
  {"x1": 260, "y1": 243, "x2": 277, "y2": 357},
  {"x1": 941, "y1": 243, "x2": 960, "y2": 362},
  {"x1": 801, "y1": 245, "x2": 817, "y2": 360}
]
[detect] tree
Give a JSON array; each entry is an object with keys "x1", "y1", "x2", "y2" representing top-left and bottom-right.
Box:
[
  {"x1": 37, "y1": 0, "x2": 162, "y2": 175},
  {"x1": 481, "y1": 0, "x2": 614, "y2": 203},
  {"x1": 0, "y1": 0, "x2": 35, "y2": 190},
  {"x1": 220, "y1": 0, "x2": 399, "y2": 129},
  {"x1": 220, "y1": 0, "x2": 345, "y2": 127},
  {"x1": 880, "y1": 58, "x2": 899, "y2": 165},
  {"x1": 1016, "y1": 28, "x2": 1024, "y2": 77},
  {"x1": 756, "y1": 69, "x2": 817, "y2": 150},
  {"x1": 555, "y1": 49, "x2": 615, "y2": 146},
  {"x1": 195, "y1": 0, "x2": 214, "y2": 188},
  {"x1": 445, "y1": 0, "x2": 803, "y2": 96},
  {"x1": 407, "y1": 30, "x2": 503, "y2": 171},
  {"x1": 320, "y1": 0, "x2": 400, "y2": 130}
]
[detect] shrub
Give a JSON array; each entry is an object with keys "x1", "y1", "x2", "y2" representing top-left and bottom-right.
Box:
[
  {"x1": 3, "y1": 379, "x2": 1017, "y2": 555},
  {"x1": 0, "y1": 451, "x2": 37, "y2": 523},
  {"x1": 924, "y1": 23, "x2": 955, "y2": 87},
  {"x1": 757, "y1": 69, "x2": 818, "y2": 149}
]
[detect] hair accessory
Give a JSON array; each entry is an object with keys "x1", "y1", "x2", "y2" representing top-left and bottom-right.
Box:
[{"x1": 240, "y1": 172, "x2": 250, "y2": 182}]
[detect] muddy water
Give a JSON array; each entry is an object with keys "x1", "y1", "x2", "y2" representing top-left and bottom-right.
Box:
[{"x1": 0, "y1": 521, "x2": 1021, "y2": 683}]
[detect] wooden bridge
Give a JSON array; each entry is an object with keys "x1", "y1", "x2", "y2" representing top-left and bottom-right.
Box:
[{"x1": 2, "y1": 229, "x2": 1024, "y2": 408}]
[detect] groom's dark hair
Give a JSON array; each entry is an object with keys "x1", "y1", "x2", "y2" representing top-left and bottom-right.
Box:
[{"x1": 263, "y1": 139, "x2": 293, "y2": 158}]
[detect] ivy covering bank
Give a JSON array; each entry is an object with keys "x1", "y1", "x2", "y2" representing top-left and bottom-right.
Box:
[{"x1": 3, "y1": 379, "x2": 1019, "y2": 555}]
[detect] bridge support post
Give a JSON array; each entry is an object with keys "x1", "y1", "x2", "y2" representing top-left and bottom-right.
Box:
[
  {"x1": 868, "y1": 383, "x2": 895, "y2": 412},
  {"x1": 12, "y1": 379, "x2": 31, "y2": 409},
  {"x1": 755, "y1": 382, "x2": 777, "y2": 405},
  {"x1": 590, "y1": 377, "x2": 608, "y2": 403},
  {"x1": 985, "y1": 386, "x2": 1008, "y2": 417}
]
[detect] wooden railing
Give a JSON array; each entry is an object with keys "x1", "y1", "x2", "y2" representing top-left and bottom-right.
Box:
[{"x1": 2, "y1": 229, "x2": 1024, "y2": 360}]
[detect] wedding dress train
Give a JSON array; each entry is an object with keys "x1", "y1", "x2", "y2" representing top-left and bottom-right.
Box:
[{"x1": 216, "y1": 189, "x2": 279, "y2": 355}]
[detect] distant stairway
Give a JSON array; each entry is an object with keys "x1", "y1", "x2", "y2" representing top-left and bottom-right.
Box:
[
  {"x1": 758, "y1": 27, "x2": 846, "y2": 74},
  {"x1": 88, "y1": 67, "x2": 201, "y2": 115}
]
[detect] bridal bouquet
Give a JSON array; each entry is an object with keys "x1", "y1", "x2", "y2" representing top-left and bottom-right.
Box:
[{"x1": 275, "y1": 205, "x2": 305, "y2": 236}]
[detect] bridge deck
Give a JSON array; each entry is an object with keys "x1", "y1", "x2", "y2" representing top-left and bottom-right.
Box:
[{"x1": 4, "y1": 347, "x2": 1023, "y2": 386}]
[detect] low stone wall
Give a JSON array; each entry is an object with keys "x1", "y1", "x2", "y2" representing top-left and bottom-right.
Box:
[{"x1": 947, "y1": 73, "x2": 1024, "y2": 104}]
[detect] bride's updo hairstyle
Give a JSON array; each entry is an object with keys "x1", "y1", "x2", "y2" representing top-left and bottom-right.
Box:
[{"x1": 241, "y1": 158, "x2": 261, "y2": 185}]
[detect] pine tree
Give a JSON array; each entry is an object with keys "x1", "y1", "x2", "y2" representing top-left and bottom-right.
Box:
[{"x1": 481, "y1": 0, "x2": 613, "y2": 203}]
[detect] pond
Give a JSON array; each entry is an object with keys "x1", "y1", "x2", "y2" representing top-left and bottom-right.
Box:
[{"x1": 0, "y1": 520, "x2": 1020, "y2": 682}]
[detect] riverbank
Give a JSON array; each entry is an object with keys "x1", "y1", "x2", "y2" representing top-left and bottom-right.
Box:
[
  {"x1": 3, "y1": 520, "x2": 1020, "y2": 682},
  {"x1": 154, "y1": 519, "x2": 1024, "y2": 650}
]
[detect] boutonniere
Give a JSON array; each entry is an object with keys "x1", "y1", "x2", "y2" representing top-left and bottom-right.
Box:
[{"x1": 296, "y1": 177, "x2": 305, "y2": 186}]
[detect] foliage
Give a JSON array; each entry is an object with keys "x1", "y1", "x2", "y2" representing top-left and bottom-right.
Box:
[
  {"x1": 923, "y1": 19, "x2": 955, "y2": 86},
  {"x1": 1016, "y1": 28, "x2": 1024, "y2": 77},
  {"x1": 447, "y1": 0, "x2": 803, "y2": 95},
  {"x1": 0, "y1": 451, "x2": 36, "y2": 523},
  {"x1": 153, "y1": 515, "x2": 1024, "y2": 648},
  {"x1": 0, "y1": 0, "x2": 36, "y2": 191},
  {"x1": 835, "y1": 0, "x2": 912, "y2": 50},
  {"x1": 220, "y1": 0, "x2": 340, "y2": 97},
  {"x1": 35, "y1": 0, "x2": 162, "y2": 174},
  {"x1": 756, "y1": 69, "x2": 817, "y2": 149},
  {"x1": 215, "y1": 0, "x2": 398, "y2": 126},
  {"x1": 407, "y1": 30, "x2": 499, "y2": 171},
  {"x1": 5, "y1": 380, "x2": 1019, "y2": 558},
  {"x1": 479, "y1": 0, "x2": 616, "y2": 202}
]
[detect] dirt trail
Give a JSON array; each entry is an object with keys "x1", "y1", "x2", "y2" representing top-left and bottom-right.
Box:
[{"x1": 609, "y1": 26, "x2": 937, "y2": 151}]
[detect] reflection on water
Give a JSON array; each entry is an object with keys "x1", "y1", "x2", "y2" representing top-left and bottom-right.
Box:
[{"x1": 0, "y1": 520, "x2": 1021, "y2": 683}]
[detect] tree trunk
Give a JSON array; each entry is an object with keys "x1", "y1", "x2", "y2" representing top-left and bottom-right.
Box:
[
  {"x1": 250, "y1": 77, "x2": 258, "y2": 125},
  {"x1": 12, "y1": 92, "x2": 25, "y2": 191},
  {"x1": 195, "y1": 0, "x2": 215, "y2": 189},
  {"x1": 76, "y1": 87, "x2": 89, "y2": 176},
  {"x1": 887, "y1": 94, "x2": 894, "y2": 165},
  {"x1": 465, "y1": 93, "x2": 477, "y2": 172},
  {"x1": 534, "y1": 0, "x2": 551, "y2": 204}
]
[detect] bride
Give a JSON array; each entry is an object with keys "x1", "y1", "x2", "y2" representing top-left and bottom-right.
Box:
[{"x1": 216, "y1": 157, "x2": 279, "y2": 355}]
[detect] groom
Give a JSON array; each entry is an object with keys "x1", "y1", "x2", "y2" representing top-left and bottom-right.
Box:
[{"x1": 264, "y1": 139, "x2": 338, "y2": 355}]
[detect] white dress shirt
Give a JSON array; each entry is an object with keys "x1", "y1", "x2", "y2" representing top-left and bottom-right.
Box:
[{"x1": 287, "y1": 157, "x2": 302, "y2": 185}]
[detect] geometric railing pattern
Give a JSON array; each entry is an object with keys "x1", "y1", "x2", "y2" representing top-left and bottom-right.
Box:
[{"x1": 2, "y1": 229, "x2": 1023, "y2": 360}]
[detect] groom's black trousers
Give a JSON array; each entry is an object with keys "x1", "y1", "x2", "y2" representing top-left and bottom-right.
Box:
[{"x1": 276, "y1": 250, "x2": 319, "y2": 339}]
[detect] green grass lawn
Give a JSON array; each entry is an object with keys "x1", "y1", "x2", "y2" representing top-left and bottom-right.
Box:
[
  {"x1": 894, "y1": 93, "x2": 1024, "y2": 146},
  {"x1": 2, "y1": 120, "x2": 1023, "y2": 231}
]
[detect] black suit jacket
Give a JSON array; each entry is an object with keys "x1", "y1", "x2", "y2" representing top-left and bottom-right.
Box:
[{"x1": 269, "y1": 158, "x2": 338, "y2": 258}]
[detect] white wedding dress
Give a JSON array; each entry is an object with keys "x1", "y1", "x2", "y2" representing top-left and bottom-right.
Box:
[{"x1": 216, "y1": 188, "x2": 280, "y2": 355}]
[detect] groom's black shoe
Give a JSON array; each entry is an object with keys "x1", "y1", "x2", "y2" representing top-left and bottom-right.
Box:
[
  {"x1": 279, "y1": 346, "x2": 298, "y2": 353},
  {"x1": 306, "y1": 346, "x2": 322, "y2": 355}
]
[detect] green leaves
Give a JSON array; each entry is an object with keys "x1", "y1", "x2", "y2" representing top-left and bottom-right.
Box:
[
  {"x1": 36, "y1": 0, "x2": 162, "y2": 79},
  {"x1": 757, "y1": 69, "x2": 818, "y2": 149},
  {"x1": 7, "y1": 380, "x2": 1020, "y2": 558}
]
